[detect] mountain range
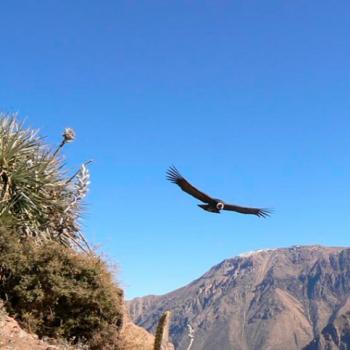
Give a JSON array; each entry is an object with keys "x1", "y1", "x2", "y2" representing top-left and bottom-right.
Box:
[{"x1": 128, "y1": 246, "x2": 350, "y2": 350}]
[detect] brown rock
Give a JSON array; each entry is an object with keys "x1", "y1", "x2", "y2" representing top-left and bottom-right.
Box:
[{"x1": 121, "y1": 308, "x2": 175, "y2": 350}]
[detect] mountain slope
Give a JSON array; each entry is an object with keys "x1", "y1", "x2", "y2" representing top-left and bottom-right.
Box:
[
  {"x1": 128, "y1": 246, "x2": 350, "y2": 350},
  {"x1": 304, "y1": 310, "x2": 350, "y2": 349}
]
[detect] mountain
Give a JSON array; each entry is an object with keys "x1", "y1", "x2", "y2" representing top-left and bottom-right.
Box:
[{"x1": 128, "y1": 246, "x2": 350, "y2": 350}]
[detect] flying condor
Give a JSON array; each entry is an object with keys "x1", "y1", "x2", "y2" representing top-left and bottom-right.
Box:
[{"x1": 166, "y1": 166, "x2": 271, "y2": 217}]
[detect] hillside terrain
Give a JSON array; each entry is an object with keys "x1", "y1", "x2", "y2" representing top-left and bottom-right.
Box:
[
  {"x1": 129, "y1": 246, "x2": 350, "y2": 350},
  {"x1": 0, "y1": 302, "x2": 173, "y2": 350}
]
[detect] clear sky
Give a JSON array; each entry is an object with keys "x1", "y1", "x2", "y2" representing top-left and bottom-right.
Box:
[{"x1": 1, "y1": 1, "x2": 350, "y2": 299}]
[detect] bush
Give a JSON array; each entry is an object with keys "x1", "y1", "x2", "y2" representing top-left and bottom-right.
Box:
[
  {"x1": 0, "y1": 114, "x2": 90, "y2": 250},
  {"x1": 0, "y1": 227, "x2": 124, "y2": 349}
]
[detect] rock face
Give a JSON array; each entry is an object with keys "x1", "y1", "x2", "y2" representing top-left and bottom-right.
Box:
[
  {"x1": 128, "y1": 246, "x2": 350, "y2": 350},
  {"x1": 304, "y1": 311, "x2": 350, "y2": 349},
  {"x1": 0, "y1": 313, "x2": 69, "y2": 350}
]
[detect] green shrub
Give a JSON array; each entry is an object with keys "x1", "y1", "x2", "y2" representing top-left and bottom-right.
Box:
[
  {"x1": 0, "y1": 114, "x2": 90, "y2": 250},
  {"x1": 0, "y1": 227, "x2": 124, "y2": 349},
  {"x1": 0, "y1": 114, "x2": 125, "y2": 349}
]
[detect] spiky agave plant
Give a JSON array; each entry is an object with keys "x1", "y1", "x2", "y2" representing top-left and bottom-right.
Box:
[{"x1": 0, "y1": 114, "x2": 90, "y2": 251}]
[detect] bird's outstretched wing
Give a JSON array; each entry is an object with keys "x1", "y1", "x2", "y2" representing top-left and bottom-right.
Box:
[
  {"x1": 166, "y1": 166, "x2": 213, "y2": 203},
  {"x1": 223, "y1": 203, "x2": 271, "y2": 218}
]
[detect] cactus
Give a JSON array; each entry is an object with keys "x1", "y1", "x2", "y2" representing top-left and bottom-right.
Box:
[
  {"x1": 154, "y1": 311, "x2": 171, "y2": 350},
  {"x1": 0, "y1": 114, "x2": 90, "y2": 251}
]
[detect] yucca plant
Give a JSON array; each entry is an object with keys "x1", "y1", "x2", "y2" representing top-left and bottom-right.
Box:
[{"x1": 0, "y1": 113, "x2": 90, "y2": 251}]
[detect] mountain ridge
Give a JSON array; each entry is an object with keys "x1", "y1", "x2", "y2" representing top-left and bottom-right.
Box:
[{"x1": 128, "y1": 245, "x2": 350, "y2": 350}]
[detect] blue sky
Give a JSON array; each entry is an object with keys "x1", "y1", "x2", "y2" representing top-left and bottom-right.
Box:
[{"x1": 1, "y1": 1, "x2": 350, "y2": 299}]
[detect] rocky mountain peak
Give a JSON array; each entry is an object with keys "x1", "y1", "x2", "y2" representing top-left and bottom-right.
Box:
[{"x1": 129, "y1": 245, "x2": 350, "y2": 350}]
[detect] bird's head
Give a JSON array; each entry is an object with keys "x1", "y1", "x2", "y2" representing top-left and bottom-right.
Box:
[{"x1": 216, "y1": 202, "x2": 224, "y2": 210}]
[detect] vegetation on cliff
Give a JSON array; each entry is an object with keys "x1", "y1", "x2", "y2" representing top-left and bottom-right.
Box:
[{"x1": 0, "y1": 114, "x2": 124, "y2": 349}]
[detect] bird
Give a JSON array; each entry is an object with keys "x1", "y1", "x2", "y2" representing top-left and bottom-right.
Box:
[{"x1": 166, "y1": 166, "x2": 271, "y2": 217}]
